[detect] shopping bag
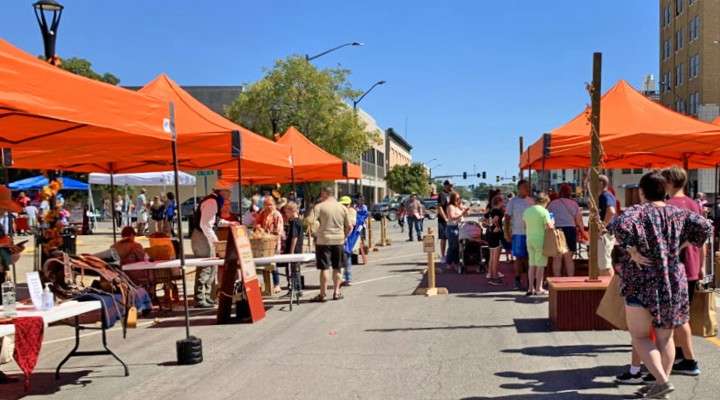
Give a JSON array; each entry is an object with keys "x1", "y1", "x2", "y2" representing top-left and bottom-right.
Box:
[
  {"x1": 689, "y1": 286, "x2": 718, "y2": 337},
  {"x1": 0, "y1": 334, "x2": 14, "y2": 364},
  {"x1": 596, "y1": 274, "x2": 628, "y2": 330},
  {"x1": 543, "y1": 228, "x2": 568, "y2": 257}
]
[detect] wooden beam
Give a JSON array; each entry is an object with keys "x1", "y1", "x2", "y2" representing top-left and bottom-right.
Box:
[{"x1": 589, "y1": 52, "x2": 602, "y2": 281}]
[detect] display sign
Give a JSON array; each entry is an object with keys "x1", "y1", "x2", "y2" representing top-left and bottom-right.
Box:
[
  {"x1": 232, "y1": 225, "x2": 258, "y2": 282},
  {"x1": 423, "y1": 234, "x2": 435, "y2": 254},
  {"x1": 26, "y1": 271, "x2": 43, "y2": 310}
]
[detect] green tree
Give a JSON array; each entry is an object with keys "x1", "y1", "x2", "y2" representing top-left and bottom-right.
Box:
[
  {"x1": 226, "y1": 56, "x2": 379, "y2": 161},
  {"x1": 59, "y1": 57, "x2": 120, "y2": 85},
  {"x1": 386, "y1": 163, "x2": 430, "y2": 195}
]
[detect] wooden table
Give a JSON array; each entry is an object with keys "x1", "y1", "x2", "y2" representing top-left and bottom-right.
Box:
[
  {"x1": 547, "y1": 276, "x2": 614, "y2": 331},
  {"x1": 0, "y1": 300, "x2": 128, "y2": 379}
]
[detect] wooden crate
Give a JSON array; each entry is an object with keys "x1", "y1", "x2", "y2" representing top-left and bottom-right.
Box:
[{"x1": 548, "y1": 276, "x2": 614, "y2": 331}]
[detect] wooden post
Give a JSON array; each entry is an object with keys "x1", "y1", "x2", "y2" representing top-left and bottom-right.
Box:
[
  {"x1": 519, "y1": 136, "x2": 525, "y2": 180},
  {"x1": 368, "y1": 218, "x2": 378, "y2": 252},
  {"x1": 683, "y1": 154, "x2": 690, "y2": 195},
  {"x1": 414, "y1": 228, "x2": 447, "y2": 296},
  {"x1": 588, "y1": 52, "x2": 602, "y2": 282}
]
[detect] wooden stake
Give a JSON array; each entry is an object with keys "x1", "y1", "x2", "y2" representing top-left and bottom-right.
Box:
[{"x1": 588, "y1": 52, "x2": 602, "y2": 282}]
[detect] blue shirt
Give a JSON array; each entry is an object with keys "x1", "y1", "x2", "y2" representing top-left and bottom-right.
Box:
[{"x1": 599, "y1": 191, "x2": 616, "y2": 222}]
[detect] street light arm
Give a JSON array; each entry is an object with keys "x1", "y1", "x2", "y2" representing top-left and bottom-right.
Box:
[
  {"x1": 353, "y1": 81, "x2": 386, "y2": 110},
  {"x1": 306, "y1": 42, "x2": 362, "y2": 61}
]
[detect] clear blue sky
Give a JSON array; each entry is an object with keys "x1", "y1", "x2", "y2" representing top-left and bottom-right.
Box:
[{"x1": 1, "y1": 1, "x2": 657, "y2": 184}]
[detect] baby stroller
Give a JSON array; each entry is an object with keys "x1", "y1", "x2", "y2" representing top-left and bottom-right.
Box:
[{"x1": 458, "y1": 220, "x2": 487, "y2": 274}]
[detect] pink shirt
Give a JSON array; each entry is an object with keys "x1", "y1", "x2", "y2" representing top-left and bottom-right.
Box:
[{"x1": 666, "y1": 195, "x2": 703, "y2": 280}]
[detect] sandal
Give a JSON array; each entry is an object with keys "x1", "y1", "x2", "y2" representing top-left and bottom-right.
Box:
[
  {"x1": 310, "y1": 294, "x2": 326, "y2": 303},
  {"x1": 333, "y1": 292, "x2": 344, "y2": 301}
]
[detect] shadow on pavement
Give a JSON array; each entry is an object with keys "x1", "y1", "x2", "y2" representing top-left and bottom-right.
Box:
[
  {"x1": 462, "y1": 392, "x2": 628, "y2": 399},
  {"x1": 503, "y1": 344, "x2": 632, "y2": 358},
  {"x1": 365, "y1": 324, "x2": 514, "y2": 333},
  {"x1": 1, "y1": 370, "x2": 92, "y2": 400},
  {"x1": 513, "y1": 318, "x2": 551, "y2": 333},
  {"x1": 494, "y1": 365, "x2": 622, "y2": 394},
  {"x1": 457, "y1": 293, "x2": 548, "y2": 304}
]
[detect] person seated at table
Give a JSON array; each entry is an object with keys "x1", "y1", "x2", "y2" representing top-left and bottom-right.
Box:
[
  {"x1": 111, "y1": 226, "x2": 147, "y2": 265},
  {"x1": 255, "y1": 197, "x2": 285, "y2": 294}
]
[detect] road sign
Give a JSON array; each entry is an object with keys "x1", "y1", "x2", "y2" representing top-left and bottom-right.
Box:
[{"x1": 195, "y1": 170, "x2": 215, "y2": 176}]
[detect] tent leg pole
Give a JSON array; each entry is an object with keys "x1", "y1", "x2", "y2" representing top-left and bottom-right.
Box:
[
  {"x1": 237, "y1": 156, "x2": 243, "y2": 221},
  {"x1": 109, "y1": 166, "x2": 117, "y2": 244},
  {"x1": 588, "y1": 52, "x2": 602, "y2": 282}
]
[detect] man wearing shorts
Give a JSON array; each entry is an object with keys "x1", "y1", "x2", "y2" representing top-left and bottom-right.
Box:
[
  {"x1": 436, "y1": 180, "x2": 453, "y2": 262},
  {"x1": 308, "y1": 187, "x2": 352, "y2": 302},
  {"x1": 598, "y1": 175, "x2": 617, "y2": 277},
  {"x1": 505, "y1": 180, "x2": 534, "y2": 290}
]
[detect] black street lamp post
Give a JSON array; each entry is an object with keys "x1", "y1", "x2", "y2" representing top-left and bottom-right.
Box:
[
  {"x1": 353, "y1": 80, "x2": 386, "y2": 111},
  {"x1": 306, "y1": 42, "x2": 363, "y2": 62},
  {"x1": 33, "y1": 0, "x2": 64, "y2": 63}
]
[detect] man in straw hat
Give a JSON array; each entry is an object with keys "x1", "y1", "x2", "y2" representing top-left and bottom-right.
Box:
[
  {"x1": 191, "y1": 180, "x2": 232, "y2": 308},
  {"x1": 0, "y1": 185, "x2": 23, "y2": 287}
]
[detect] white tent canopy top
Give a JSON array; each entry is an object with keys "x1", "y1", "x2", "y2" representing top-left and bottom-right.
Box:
[{"x1": 89, "y1": 171, "x2": 197, "y2": 186}]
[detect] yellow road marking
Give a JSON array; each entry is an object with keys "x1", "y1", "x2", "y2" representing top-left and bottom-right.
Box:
[{"x1": 707, "y1": 336, "x2": 720, "y2": 348}]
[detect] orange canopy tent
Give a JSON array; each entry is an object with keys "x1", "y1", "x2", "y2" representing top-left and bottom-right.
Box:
[
  {"x1": 222, "y1": 126, "x2": 361, "y2": 184},
  {"x1": 0, "y1": 39, "x2": 174, "y2": 172},
  {"x1": 520, "y1": 80, "x2": 720, "y2": 170}
]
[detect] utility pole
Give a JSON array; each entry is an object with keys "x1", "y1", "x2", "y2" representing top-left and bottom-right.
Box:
[
  {"x1": 519, "y1": 136, "x2": 524, "y2": 180},
  {"x1": 589, "y1": 52, "x2": 602, "y2": 282}
]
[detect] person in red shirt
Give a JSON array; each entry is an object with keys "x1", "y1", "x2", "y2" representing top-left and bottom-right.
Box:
[
  {"x1": 16, "y1": 191, "x2": 30, "y2": 208},
  {"x1": 661, "y1": 166, "x2": 702, "y2": 376}
]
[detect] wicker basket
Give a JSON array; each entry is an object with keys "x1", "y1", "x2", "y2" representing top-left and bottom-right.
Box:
[{"x1": 250, "y1": 236, "x2": 278, "y2": 257}]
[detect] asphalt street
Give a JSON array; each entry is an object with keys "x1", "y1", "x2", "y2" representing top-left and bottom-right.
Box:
[{"x1": 2, "y1": 220, "x2": 720, "y2": 400}]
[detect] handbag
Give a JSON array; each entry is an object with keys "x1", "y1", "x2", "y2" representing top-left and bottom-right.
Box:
[
  {"x1": 543, "y1": 227, "x2": 568, "y2": 257},
  {"x1": 689, "y1": 283, "x2": 718, "y2": 337},
  {"x1": 596, "y1": 274, "x2": 628, "y2": 330}
]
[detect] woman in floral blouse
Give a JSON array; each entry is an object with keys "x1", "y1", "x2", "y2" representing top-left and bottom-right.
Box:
[{"x1": 609, "y1": 171, "x2": 712, "y2": 399}]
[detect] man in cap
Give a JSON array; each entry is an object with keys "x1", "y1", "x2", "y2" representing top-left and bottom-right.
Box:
[
  {"x1": 436, "y1": 180, "x2": 453, "y2": 261},
  {"x1": 339, "y1": 196, "x2": 357, "y2": 285},
  {"x1": 191, "y1": 180, "x2": 232, "y2": 308}
]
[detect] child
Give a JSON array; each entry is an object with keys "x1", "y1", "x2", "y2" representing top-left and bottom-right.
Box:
[{"x1": 281, "y1": 201, "x2": 304, "y2": 295}]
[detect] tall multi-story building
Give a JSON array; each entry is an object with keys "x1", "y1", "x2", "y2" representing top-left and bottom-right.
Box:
[
  {"x1": 659, "y1": 0, "x2": 720, "y2": 194},
  {"x1": 659, "y1": 0, "x2": 720, "y2": 118}
]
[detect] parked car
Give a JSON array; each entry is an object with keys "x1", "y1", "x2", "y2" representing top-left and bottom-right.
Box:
[
  {"x1": 422, "y1": 198, "x2": 438, "y2": 219},
  {"x1": 371, "y1": 201, "x2": 397, "y2": 221}
]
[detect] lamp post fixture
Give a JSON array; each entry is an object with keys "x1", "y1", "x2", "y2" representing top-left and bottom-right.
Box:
[
  {"x1": 33, "y1": 0, "x2": 63, "y2": 64},
  {"x1": 306, "y1": 42, "x2": 363, "y2": 62},
  {"x1": 353, "y1": 80, "x2": 386, "y2": 112}
]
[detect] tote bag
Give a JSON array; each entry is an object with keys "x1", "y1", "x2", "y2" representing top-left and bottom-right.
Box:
[
  {"x1": 689, "y1": 285, "x2": 718, "y2": 337},
  {"x1": 596, "y1": 274, "x2": 628, "y2": 330},
  {"x1": 543, "y1": 228, "x2": 568, "y2": 257}
]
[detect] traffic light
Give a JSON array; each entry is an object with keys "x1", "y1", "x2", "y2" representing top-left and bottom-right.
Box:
[
  {"x1": 512, "y1": 176, "x2": 517, "y2": 182},
  {"x1": 462, "y1": 172, "x2": 467, "y2": 179},
  {"x1": 476, "y1": 173, "x2": 481, "y2": 178},
  {"x1": 496, "y1": 176, "x2": 500, "y2": 183},
  {"x1": 482, "y1": 171, "x2": 487, "y2": 179}
]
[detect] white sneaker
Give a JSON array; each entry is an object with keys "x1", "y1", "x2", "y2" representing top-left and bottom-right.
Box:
[
  {"x1": 486, "y1": 273, "x2": 491, "y2": 279},
  {"x1": 498, "y1": 272, "x2": 505, "y2": 278}
]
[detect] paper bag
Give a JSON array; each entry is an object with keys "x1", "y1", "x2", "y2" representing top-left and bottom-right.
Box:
[
  {"x1": 596, "y1": 274, "x2": 628, "y2": 330},
  {"x1": 543, "y1": 228, "x2": 568, "y2": 257},
  {"x1": 689, "y1": 288, "x2": 718, "y2": 337}
]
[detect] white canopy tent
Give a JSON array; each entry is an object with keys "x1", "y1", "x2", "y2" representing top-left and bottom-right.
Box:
[
  {"x1": 88, "y1": 171, "x2": 198, "y2": 227},
  {"x1": 89, "y1": 171, "x2": 197, "y2": 186}
]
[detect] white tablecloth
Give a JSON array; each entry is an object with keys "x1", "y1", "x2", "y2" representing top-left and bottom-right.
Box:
[
  {"x1": 0, "y1": 300, "x2": 102, "y2": 336},
  {"x1": 122, "y1": 253, "x2": 316, "y2": 271}
]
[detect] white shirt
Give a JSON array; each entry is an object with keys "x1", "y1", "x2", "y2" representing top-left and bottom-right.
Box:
[
  {"x1": 198, "y1": 196, "x2": 229, "y2": 244},
  {"x1": 135, "y1": 194, "x2": 147, "y2": 215},
  {"x1": 507, "y1": 196, "x2": 534, "y2": 235}
]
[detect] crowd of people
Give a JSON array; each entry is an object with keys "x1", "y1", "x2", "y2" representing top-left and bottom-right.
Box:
[
  {"x1": 422, "y1": 167, "x2": 711, "y2": 399},
  {"x1": 106, "y1": 189, "x2": 177, "y2": 237}
]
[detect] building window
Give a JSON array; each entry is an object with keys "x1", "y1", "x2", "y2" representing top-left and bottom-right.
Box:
[
  {"x1": 662, "y1": 71, "x2": 671, "y2": 93},
  {"x1": 664, "y1": 5, "x2": 672, "y2": 26},
  {"x1": 676, "y1": 99, "x2": 686, "y2": 113},
  {"x1": 689, "y1": 0, "x2": 696, "y2": 5},
  {"x1": 663, "y1": 39, "x2": 671, "y2": 60},
  {"x1": 690, "y1": 54, "x2": 700, "y2": 78},
  {"x1": 689, "y1": 16, "x2": 700, "y2": 41},
  {"x1": 689, "y1": 92, "x2": 700, "y2": 115},
  {"x1": 676, "y1": 0, "x2": 684, "y2": 16},
  {"x1": 376, "y1": 150, "x2": 384, "y2": 167},
  {"x1": 675, "y1": 64, "x2": 684, "y2": 86},
  {"x1": 675, "y1": 29, "x2": 684, "y2": 51}
]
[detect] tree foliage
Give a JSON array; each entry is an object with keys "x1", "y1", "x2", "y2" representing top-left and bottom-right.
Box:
[
  {"x1": 59, "y1": 57, "x2": 120, "y2": 85},
  {"x1": 226, "y1": 56, "x2": 380, "y2": 161},
  {"x1": 386, "y1": 163, "x2": 430, "y2": 196}
]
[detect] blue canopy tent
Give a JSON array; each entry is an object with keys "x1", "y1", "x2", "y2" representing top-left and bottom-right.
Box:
[{"x1": 9, "y1": 175, "x2": 89, "y2": 191}]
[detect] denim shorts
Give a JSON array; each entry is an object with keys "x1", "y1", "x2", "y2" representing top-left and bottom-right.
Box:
[{"x1": 625, "y1": 295, "x2": 644, "y2": 308}]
